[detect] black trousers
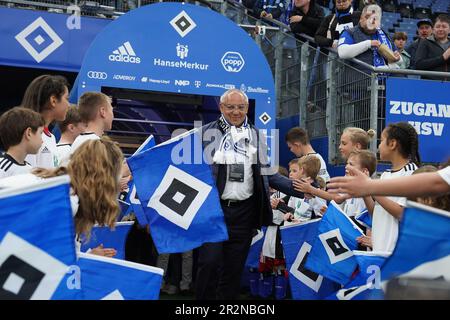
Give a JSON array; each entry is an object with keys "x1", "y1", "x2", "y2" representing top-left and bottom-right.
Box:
[{"x1": 195, "y1": 198, "x2": 255, "y2": 300}]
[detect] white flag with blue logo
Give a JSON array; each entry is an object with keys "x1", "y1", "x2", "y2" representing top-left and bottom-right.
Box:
[
  {"x1": 0, "y1": 176, "x2": 77, "y2": 300},
  {"x1": 125, "y1": 135, "x2": 156, "y2": 226},
  {"x1": 326, "y1": 251, "x2": 389, "y2": 300},
  {"x1": 380, "y1": 201, "x2": 450, "y2": 283},
  {"x1": 80, "y1": 222, "x2": 134, "y2": 260},
  {"x1": 127, "y1": 129, "x2": 228, "y2": 253},
  {"x1": 355, "y1": 209, "x2": 372, "y2": 229},
  {"x1": 305, "y1": 201, "x2": 364, "y2": 284},
  {"x1": 77, "y1": 252, "x2": 163, "y2": 300},
  {"x1": 245, "y1": 228, "x2": 266, "y2": 269},
  {"x1": 280, "y1": 220, "x2": 339, "y2": 299}
]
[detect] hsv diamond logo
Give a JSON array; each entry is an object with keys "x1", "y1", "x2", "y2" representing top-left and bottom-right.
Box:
[
  {"x1": 221, "y1": 52, "x2": 245, "y2": 73},
  {"x1": 109, "y1": 41, "x2": 141, "y2": 64},
  {"x1": 170, "y1": 11, "x2": 197, "y2": 38},
  {"x1": 15, "y1": 17, "x2": 63, "y2": 63}
]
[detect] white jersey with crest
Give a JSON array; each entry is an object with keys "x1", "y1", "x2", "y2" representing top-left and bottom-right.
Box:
[{"x1": 25, "y1": 128, "x2": 59, "y2": 169}]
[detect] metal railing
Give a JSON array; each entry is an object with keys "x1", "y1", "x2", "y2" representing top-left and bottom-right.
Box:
[
  {"x1": 223, "y1": 1, "x2": 450, "y2": 166},
  {"x1": 0, "y1": 0, "x2": 221, "y2": 17}
]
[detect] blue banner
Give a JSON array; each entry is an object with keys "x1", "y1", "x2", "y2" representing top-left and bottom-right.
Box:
[
  {"x1": 77, "y1": 252, "x2": 163, "y2": 300},
  {"x1": 75, "y1": 2, "x2": 276, "y2": 132},
  {"x1": 380, "y1": 201, "x2": 450, "y2": 282},
  {"x1": 0, "y1": 7, "x2": 109, "y2": 71},
  {"x1": 305, "y1": 201, "x2": 364, "y2": 284},
  {"x1": 80, "y1": 222, "x2": 134, "y2": 260},
  {"x1": 0, "y1": 176, "x2": 77, "y2": 299},
  {"x1": 386, "y1": 78, "x2": 450, "y2": 163},
  {"x1": 280, "y1": 220, "x2": 339, "y2": 300},
  {"x1": 127, "y1": 129, "x2": 228, "y2": 254}
]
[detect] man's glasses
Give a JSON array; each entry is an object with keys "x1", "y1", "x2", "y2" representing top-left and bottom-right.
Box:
[{"x1": 222, "y1": 104, "x2": 248, "y2": 111}]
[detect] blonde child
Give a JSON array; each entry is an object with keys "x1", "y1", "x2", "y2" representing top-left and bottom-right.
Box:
[
  {"x1": 0, "y1": 137, "x2": 123, "y2": 257},
  {"x1": 280, "y1": 156, "x2": 323, "y2": 223},
  {"x1": 338, "y1": 127, "x2": 376, "y2": 160}
]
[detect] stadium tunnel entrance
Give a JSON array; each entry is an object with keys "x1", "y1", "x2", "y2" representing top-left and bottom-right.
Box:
[{"x1": 73, "y1": 2, "x2": 275, "y2": 154}]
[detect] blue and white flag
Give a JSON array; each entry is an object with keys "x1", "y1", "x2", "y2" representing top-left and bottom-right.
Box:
[
  {"x1": 280, "y1": 220, "x2": 339, "y2": 300},
  {"x1": 77, "y1": 252, "x2": 163, "y2": 300},
  {"x1": 125, "y1": 135, "x2": 156, "y2": 226},
  {"x1": 380, "y1": 201, "x2": 450, "y2": 283},
  {"x1": 305, "y1": 201, "x2": 364, "y2": 284},
  {"x1": 80, "y1": 222, "x2": 134, "y2": 260},
  {"x1": 355, "y1": 209, "x2": 372, "y2": 229},
  {"x1": 326, "y1": 251, "x2": 389, "y2": 300},
  {"x1": 134, "y1": 134, "x2": 156, "y2": 155},
  {"x1": 0, "y1": 176, "x2": 77, "y2": 300},
  {"x1": 127, "y1": 129, "x2": 228, "y2": 253},
  {"x1": 245, "y1": 228, "x2": 266, "y2": 269}
]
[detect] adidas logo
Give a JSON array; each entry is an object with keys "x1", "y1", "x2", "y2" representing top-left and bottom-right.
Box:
[
  {"x1": 42, "y1": 146, "x2": 50, "y2": 153},
  {"x1": 109, "y1": 41, "x2": 141, "y2": 64}
]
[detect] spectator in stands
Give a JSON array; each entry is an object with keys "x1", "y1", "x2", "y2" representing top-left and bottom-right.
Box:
[
  {"x1": 289, "y1": 0, "x2": 325, "y2": 40},
  {"x1": 415, "y1": 14, "x2": 450, "y2": 80},
  {"x1": 338, "y1": 4, "x2": 400, "y2": 69},
  {"x1": 243, "y1": 0, "x2": 258, "y2": 11},
  {"x1": 315, "y1": 0, "x2": 361, "y2": 48},
  {"x1": 354, "y1": 0, "x2": 378, "y2": 11},
  {"x1": 253, "y1": 0, "x2": 286, "y2": 21},
  {"x1": 393, "y1": 31, "x2": 410, "y2": 69},
  {"x1": 406, "y1": 18, "x2": 433, "y2": 69}
]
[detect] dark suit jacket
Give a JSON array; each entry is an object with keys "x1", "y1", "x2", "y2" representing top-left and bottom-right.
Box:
[{"x1": 202, "y1": 119, "x2": 304, "y2": 229}]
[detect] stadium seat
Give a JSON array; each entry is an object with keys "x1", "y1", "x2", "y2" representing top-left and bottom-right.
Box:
[
  {"x1": 414, "y1": 7, "x2": 432, "y2": 20},
  {"x1": 399, "y1": 4, "x2": 413, "y2": 18}
]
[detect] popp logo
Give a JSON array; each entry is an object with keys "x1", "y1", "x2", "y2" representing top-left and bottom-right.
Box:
[{"x1": 221, "y1": 51, "x2": 245, "y2": 73}]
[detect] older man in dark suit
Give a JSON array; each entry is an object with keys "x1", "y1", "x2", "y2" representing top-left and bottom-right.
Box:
[{"x1": 195, "y1": 89, "x2": 303, "y2": 300}]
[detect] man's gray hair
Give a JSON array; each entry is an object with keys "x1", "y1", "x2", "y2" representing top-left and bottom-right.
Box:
[
  {"x1": 220, "y1": 88, "x2": 249, "y2": 104},
  {"x1": 362, "y1": 4, "x2": 382, "y2": 18}
]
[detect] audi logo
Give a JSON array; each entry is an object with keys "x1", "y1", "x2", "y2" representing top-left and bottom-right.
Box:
[{"x1": 87, "y1": 71, "x2": 108, "y2": 79}]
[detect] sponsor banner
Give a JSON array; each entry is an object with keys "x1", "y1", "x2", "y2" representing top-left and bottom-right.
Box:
[{"x1": 386, "y1": 78, "x2": 450, "y2": 163}]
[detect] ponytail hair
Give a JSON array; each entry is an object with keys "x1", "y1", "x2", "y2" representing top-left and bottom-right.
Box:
[
  {"x1": 385, "y1": 122, "x2": 421, "y2": 166},
  {"x1": 343, "y1": 127, "x2": 376, "y2": 150}
]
